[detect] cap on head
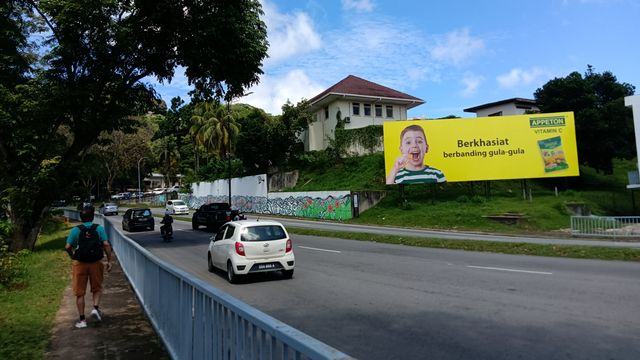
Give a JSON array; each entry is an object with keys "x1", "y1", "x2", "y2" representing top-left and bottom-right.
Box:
[{"x1": 79, "y1": 206, "x2": 95, "y2": 222}]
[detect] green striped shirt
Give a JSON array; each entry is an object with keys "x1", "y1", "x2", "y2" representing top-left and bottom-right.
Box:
[{"x1": 394, "y1": 166, "x2": 446, "y2": 184}]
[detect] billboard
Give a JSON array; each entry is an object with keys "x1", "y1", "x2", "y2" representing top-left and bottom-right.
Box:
[{"x1": 383, "y1": 112, "x2": 579, "y2": 184}]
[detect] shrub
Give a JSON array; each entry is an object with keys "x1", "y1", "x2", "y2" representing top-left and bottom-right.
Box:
[
  {"x1": 456, "y1": 195, "x2": 470, "y2": 203},
  {"x1": 0, "y1": 243, "x2": 28, "y2": 290},
  {"x1": 471, "y1": 195, "x2": 486, "y2": 204}
]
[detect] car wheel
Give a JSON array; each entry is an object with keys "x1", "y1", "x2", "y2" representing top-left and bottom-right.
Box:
[
  {"x1": 283, "y1": 269, "x2": 294, "y2": 279},
  {"x1": 207, "y1": 253, "x2": 215, "y2": 272},
  {"x1": 192, "y1": 222, "x2": 199, "y2": 230},
  {"x1": 226, "y1": 261, "x2": 238, "y2": 284}
]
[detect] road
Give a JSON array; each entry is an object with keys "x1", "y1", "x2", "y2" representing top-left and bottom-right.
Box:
[{"x1": 106, "y1": 213, "x2": 640, "y2": 360}]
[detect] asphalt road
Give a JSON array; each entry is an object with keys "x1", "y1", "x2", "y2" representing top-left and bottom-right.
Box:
[{"x1": 106, "y1": 214, "x2": 640, "y2": 360}]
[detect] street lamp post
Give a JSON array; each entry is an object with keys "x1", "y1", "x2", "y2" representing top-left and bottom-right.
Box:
[
  {"x1": 137, "y1": 157, "x2": 145, "y2": 203},
  {"x1": 227, "y1": 152, "x2": 232, "y2": 206}
]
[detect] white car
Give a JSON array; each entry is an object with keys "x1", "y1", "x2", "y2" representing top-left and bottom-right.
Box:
[
  {"x1": 207, "y1": 220, "x2": 295, "y2": 283},
  {"x1": 166, "y1": 200, "x2": 189, "y2": 215},
  {"x1": 152, "y1": 187, "x2": 166, "y2": 195},
  {"x1": 166, "y1": 184, "x2": 181, "y2": 193}
]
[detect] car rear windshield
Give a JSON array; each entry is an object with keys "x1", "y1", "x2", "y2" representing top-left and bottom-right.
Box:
[
  {"x1": 205, "y1": 204, "x2": 230, "y2": 211},
  {"x1": 241, "y1": 225, "x2": 286, "y2": 241},
  {"x1": 133, "y1": 209, "x2": 152, "y2": 218},
  {"x1": 173, "y1": 200, "x2": 185, "y2": 206}
]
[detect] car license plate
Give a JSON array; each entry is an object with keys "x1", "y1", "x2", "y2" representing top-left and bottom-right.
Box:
[{"x1": 258, "y1": 263, "x2": 276, "y2": 270}]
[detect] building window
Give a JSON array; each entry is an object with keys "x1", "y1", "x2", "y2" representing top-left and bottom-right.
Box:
[
  {"x1": 364, "y1": 104, "x2": 371, "y2": 116},
  {"x1": 324, "y1": 107, "x2": 329, "y2": 119},
  {"x1": 352, "y1": 103, "x2": 360, "y2": 116},
  {"x1": 375, "y1": 104, "x2": 382, "y2": 117},
  {"x1": 386, "y1": 106, "x2": 393, "y2": 118},
  {"x1": 488, "y1": 111, "x2": 503, "y2": 117}
]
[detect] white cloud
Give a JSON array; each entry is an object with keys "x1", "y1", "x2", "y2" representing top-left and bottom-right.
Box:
[
  {"x1": 261, "y1": 1, "x2": 322, "y2": 64},
  {"x1": 288, "y1": 18, "x2": 438, "y2": 89},
  {"x1": 341, "y1": 0, "x2": 374, "y2": 12},
  {"x1": 461, "y1": 73, "x2": 483, "y2": 97},
  {"x1": 430, "y1": 28, "x2": 485, "y2": 65},
  {"x1": 496, "y1": 67, "x2": 551, "y2": 89},
  {"x1": 240, "y1": 70, "x2": 325, "y2": 115}
]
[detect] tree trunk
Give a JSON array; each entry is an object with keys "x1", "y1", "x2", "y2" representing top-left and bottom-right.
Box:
[{"x1": 9, "y1": 205, "x2": 49, "y2": 252}]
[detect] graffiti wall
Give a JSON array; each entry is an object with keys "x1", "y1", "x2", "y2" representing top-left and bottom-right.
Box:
[
  {"x1": 181, "y1": 175, "x2": 352, "y2": 220},
  {"x1": 265, "y1": 191, "x2": 352, "y2": 220}
]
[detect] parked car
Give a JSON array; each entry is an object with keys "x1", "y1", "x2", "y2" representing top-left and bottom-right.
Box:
[
  {"x1": 166, "y1": 185, "x2": 181, "y2": 193},
  {"x1": 99, "y1": 202, "x2": 119, "y2": 216},
  {"x1": 110, "y1": 192, "x2": 131, "y2": 200},
  {"x1": 131, "y1": 191, "x2": 145, "y2": 199},
  {"x1": 207, "y1": 220, "x2": 295, "y2": 283},
  {"x1": 152, "y1": 187, "x2": 166, "y2": 195},
  {"x1": 122, "y1": 208, "x2": 155, "y2": 232},
  {"x1": 166, "y1": 200, "x2": 189, "y2": 215},
  {"x1": 50, "y1": 200, "x2": 66, "y2": 208}
]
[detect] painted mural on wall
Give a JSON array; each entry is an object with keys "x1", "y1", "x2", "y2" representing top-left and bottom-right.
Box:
[
  {"x1": 180, "y1": 175, "x2": 352, "y2": 220},
  {"x1": 266, "y1": 191, "x2": 352, "y2": 220}
]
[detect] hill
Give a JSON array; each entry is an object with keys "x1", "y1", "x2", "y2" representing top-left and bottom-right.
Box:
[{"x1": 285, "y1": 153, "x2": 638, "y2": 235}]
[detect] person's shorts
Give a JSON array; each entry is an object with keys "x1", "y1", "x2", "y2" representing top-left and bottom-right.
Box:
[{"x1": 72, "y1": 260, "x2": 104, "y2": 297}]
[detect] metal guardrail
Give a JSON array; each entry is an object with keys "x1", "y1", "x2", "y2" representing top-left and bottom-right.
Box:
[
  {"x1": 64, "y1": 209, "x2": 353, "y2": 360},
  {"x1": 571, "y1": 216, "x2": 640, "y2": 238}
]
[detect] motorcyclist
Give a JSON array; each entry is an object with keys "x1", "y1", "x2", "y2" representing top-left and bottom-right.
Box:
[{"x1": 160, "y1": 210, "x2": 174, "y2": 241}]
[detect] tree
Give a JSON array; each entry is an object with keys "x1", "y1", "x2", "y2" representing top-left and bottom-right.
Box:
[
  {"x1": 152, "y1": 135, "x2": 181, "y2": 187},
  {"x1": 534, "y1": 65, "x2": 636, "y2": 174},
  {"x1": 269, "y1": 100, "x2": 314, "y2": 167},
  {"x1": 236, "y1": 107, "x2": 272, "y2": 172},
  {"x1": 0, "y1": 0, "x2": 268, "y2": 251},
  {"x1": 191, "y1": 102, "x2": 240, "y2": 158},
  {"x1": 91, "y1": 116, "x2": 156, "y2": 195}
]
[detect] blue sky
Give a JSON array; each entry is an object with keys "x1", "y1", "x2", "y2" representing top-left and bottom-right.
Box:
[{"x1": 150, "y1": 0, "x2": 640, "y2": 119}]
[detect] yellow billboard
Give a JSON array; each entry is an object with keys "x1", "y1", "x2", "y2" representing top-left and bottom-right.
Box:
[{"x1": 383, "y1": 112, "x2": 579, "y2": 184}]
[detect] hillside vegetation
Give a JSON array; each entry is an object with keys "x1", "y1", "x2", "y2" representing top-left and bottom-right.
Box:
[{"x1": 286, "y1": 153, "x2": 638, "y2": 235}]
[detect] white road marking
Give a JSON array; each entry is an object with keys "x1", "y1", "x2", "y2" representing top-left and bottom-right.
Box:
[
  {"x1": 467, "y1": 265, "x2": 552, "y2": 275},
  {"x1": 298, "y1": 246, "x2": 342, "y2": 254}
]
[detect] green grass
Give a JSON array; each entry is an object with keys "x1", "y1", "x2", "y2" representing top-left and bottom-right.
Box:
[
  {"x1": 287, "y1": 154, "x2": 639, "y2": 233},
  {"x1": 0, "y1": 220, "x2": 71, "y2": 360},
  {"x1": 287, "y1": 227, "x2": 640, "y2": 262}
]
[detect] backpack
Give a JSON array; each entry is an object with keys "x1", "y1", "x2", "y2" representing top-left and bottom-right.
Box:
[{"x1": 73, "y1": 224, "x2": 104, "y2": 262}]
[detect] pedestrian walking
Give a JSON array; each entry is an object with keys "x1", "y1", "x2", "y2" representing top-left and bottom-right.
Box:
[{"x1": 65, "y1": 205, "x2": 113, "y2": 328}]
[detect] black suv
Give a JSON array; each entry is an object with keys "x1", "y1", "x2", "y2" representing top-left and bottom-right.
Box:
[{"x1": 122, "y1": 208, "x2": 154, "y2": 232}]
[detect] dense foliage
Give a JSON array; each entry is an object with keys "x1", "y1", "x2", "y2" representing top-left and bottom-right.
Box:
[
  {"x1": 0, "y1": 0, "x2": 268, "y2": 250},
  {"x1": 534, "y1": 65, "x2": 636, "y2": 174}
]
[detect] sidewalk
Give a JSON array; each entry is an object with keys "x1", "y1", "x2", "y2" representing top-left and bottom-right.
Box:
[{"x1": 44, "y1": 253, "x2": 169, "y2": 359}]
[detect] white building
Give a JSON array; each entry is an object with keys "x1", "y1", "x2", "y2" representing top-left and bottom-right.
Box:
[
  {"x1": 304, "y1": 75, "x2": 424, "y2": 151},
  {"x1": 464, "y1": 98, "x2": 539, "y2": 117}
]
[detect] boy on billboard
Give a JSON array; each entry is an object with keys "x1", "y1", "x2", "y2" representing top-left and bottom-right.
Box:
[{"x1": 386, "y1": 124, "x2": 446, "y2": 184}]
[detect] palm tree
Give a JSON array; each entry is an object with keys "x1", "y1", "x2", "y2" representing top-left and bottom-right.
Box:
[
  {"x1": 191, "y1": 101, "x2": 240, "y2": 159},
  {"x1": 189, "y1": 102, "x2": 217, "y2": 171}
]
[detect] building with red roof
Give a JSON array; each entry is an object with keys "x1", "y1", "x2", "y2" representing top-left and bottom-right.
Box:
[{"x1": 305, "y1": 75, "x2": 424, "y2": 151}]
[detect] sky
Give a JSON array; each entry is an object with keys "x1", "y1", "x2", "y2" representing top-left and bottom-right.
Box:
[{"x1": 149, "y1": 0, "x2": 640, "y2": 119}]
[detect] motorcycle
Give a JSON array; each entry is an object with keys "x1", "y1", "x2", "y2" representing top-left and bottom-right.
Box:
[{"x1": 161, "y1": 225, "x2": 173, "y2": 242}]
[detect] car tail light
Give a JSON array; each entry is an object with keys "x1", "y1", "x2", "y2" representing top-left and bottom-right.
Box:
[
  {"x1": 235, "y1": 242, "x2": 245, "y2": 256},
  {"x1": 286, "y1": 239, "x2": 292, "y2": 253},
  {"x1": 226, "y1": 216, "x2": 231, "y2": 221}
]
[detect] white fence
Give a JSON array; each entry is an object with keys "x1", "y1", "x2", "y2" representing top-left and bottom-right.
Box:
[{"x1": 571, "y1": 216, "x2": 640, "y2": 238}]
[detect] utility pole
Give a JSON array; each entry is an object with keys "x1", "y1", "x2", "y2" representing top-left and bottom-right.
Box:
[
  {"x1": 137, "y1": 157, "x2": 145, "y2": 203},
  {"x1": 228, "y1": 152, "x2": 232, "y2": 206}
]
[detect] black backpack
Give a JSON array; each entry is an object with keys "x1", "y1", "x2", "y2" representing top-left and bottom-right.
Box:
[{"x1": 73, "y1": 224, "x2": 104, "y2": 262}]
